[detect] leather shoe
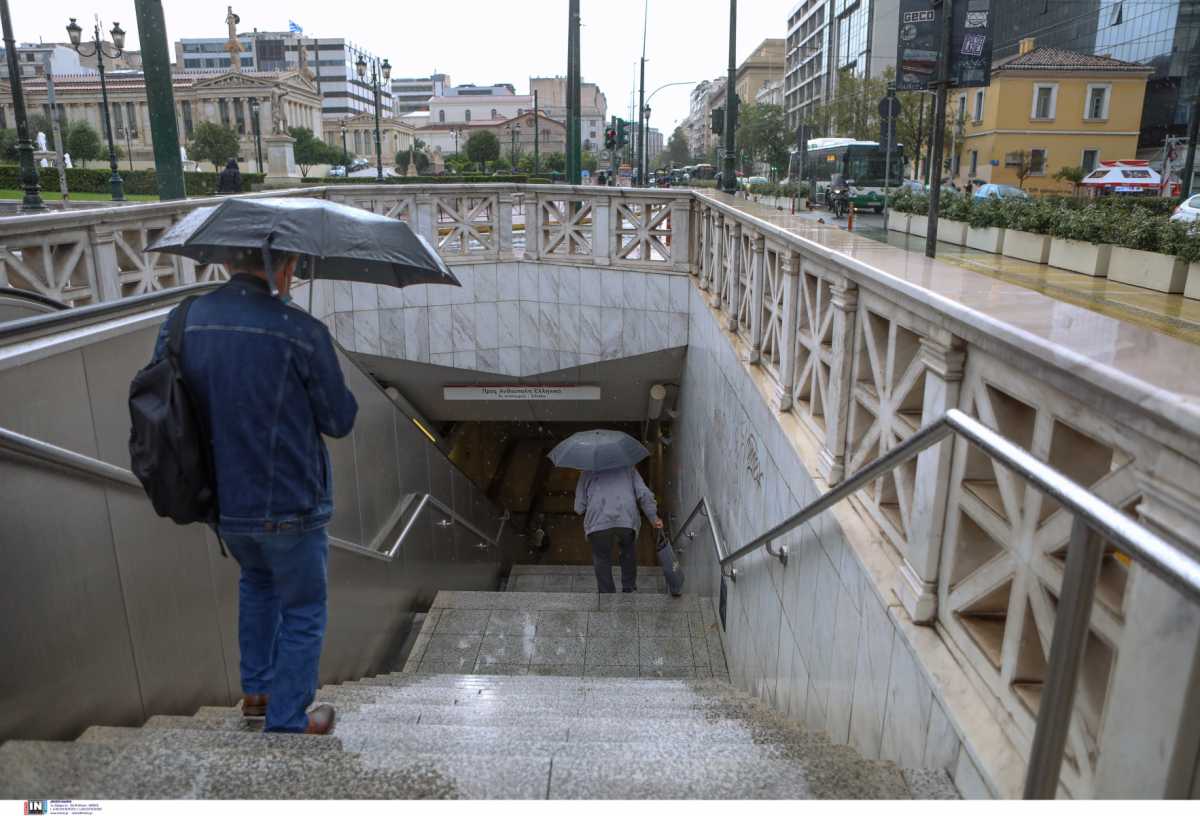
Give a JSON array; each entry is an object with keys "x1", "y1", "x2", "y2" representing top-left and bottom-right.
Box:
[
  {"x1": 241, "y1": 693, "x2": 268, "y2": 718},
  {"x1": 304, "y1": 703, "x2": 336, "y2": 735}
]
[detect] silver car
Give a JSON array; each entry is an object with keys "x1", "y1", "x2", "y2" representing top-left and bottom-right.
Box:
[{"x1": 1170, "y1": 194, "x2": 1200, "y2": 225}]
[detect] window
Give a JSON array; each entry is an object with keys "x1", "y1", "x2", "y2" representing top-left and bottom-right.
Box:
[
  {"x1": 465, "y1": 109, "x2": 471, "y2": 122},
  {"x1": 1032, "y1": 84, "x2": 1057, "y2": 120},
  {"x1": 126, "y1": 102, "x2": 138, "y2": 138},
  {"x1": 973, "y1": 90, "x2": 984, "y2": 122},
  {"x1": 491, "y1": 108, "x2": 498, "y2": 119},
  {"x1": 1081, "y1": 149, "x2": 1099, "y2": 172},
  {"x1": 1085, "y1": 84, "x2": 1110, "y2": 120},
  {"x1": 1030, "y1": 148, "x2": 1046, "y2": 174},
  {"x1": 438, "y1": 110, "x2": 445, "y2": 123}
]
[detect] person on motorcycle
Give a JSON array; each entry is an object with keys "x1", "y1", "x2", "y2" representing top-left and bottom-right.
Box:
[{"x1": 828, "y1": 173, "x2": 850, "y2": 219}]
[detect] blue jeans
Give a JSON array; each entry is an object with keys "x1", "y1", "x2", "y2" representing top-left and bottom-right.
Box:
[{"x1": 222, "y1": 527, "x2": 329, "y2": 733}]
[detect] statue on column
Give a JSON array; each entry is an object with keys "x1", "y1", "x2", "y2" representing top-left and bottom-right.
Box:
[
  {"x1": 298, "y1": 39, "x2": 313, "y2": 80},
  {"x1": 271, "y1": 87, "x2": 289, "y2": 135},
  {"x1": 225, "y1": 6, "x2": 243, "y2": 73}
]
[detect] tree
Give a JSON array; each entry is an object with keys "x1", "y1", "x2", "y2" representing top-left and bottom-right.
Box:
[
  {"x1": 66, "y1": 121, "x2": 105, "y2": 168},
  {"x1": 0, "y1": 128, "x2": 18, "y2": 162},
  {"x1": 395, "y1": 147, "x2": 431, "y2": 174},
  {"x1": 465, "y1": 130, "x2": 500, "y2": 172},
  {"x1": 666, "y1": 126, "x2": 690, "y2": 167},
  {"x1": 736, "y1": 103, "x2": 791, "y2": 179},
  {"x1": 1008, "y1": 149, "x2": 1041, "y2": 189},
  {"x1": 445, "y1": 152, "x2": 475, "y2": 174},
  {"x1": 188, "y1": 121, "x2": 241, "y2": 171},
  {"x1": 288, "y1": 126, "x2": 338, "y2": 178},
  {"x1": 1054, "y1": 165, "x2": 1086, "y2": 196}
]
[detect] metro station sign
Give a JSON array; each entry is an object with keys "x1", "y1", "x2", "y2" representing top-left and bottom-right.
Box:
[{"x1": 443, "y1": 385, "x2": 601, "y2": 401}]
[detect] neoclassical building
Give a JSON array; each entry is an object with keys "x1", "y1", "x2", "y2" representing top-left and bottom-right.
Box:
[
  {"x1": 322, "y1": 111, "x2": 414, "y2": 165},
  {"x1": 0, "y1": 68, "x2": 323, "y2": 171}
]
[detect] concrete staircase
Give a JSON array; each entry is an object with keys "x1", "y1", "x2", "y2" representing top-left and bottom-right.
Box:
[
  {"x1": 505, "y1": 564, "x2": 669, "y2": 594},
  {"x1": 0, "y1": 589, "x2": 959, "y2": 799}
]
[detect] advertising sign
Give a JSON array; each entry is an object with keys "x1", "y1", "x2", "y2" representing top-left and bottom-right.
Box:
[
  {"x1": 896, "y1": 0, "x2": 941, "y2": 91},
  {"x1": 951, "y1": 0, "x2": 993, "y2": 87}
]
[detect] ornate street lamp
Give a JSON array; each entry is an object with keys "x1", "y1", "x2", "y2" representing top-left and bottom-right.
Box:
[
  {"x1": 249, "y1": 97, "x2": 263, "y2": 173},
  {"x1": 509, "y1": 125, "x2": 521, "y2": 172},
  {"x1": 66, "y1": 15, "x2": 126, "y2": 201},
  {"x1": 354, "y1": 51, "x2": 391, "y2": 180},
  {"x1": 1, "y1": 0, "x2": 45, "y2": 211},
  {"x1": 340, "y1": 119, "x2": 349, "y2": 167}
]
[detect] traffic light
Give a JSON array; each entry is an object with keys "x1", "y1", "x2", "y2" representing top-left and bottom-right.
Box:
[
  {"x1": 605, "y1": 126, "x2": 617, "y2": 151},
  {"x1": 615, "y1": 118, "x2": 631, "y2": 148},
  {"x1": 711, "y1": 108, "x2": 724, "y2": 135}
]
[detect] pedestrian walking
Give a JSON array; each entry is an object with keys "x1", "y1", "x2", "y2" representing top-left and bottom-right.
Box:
[
  {"x1": 146, "y1": 249, "x2": 357, "y2": 734},
  {"x1": 216, "y1": 157, "x2": 243, "y2": 194}
]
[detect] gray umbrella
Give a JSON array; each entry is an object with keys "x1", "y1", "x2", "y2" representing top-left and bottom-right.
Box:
[
  {"x1": 146, "y1": 196, "x2": 460, "y2": 290},
  {"x1": 548, "y1": 430, "x2": 649, "y2": 471}
]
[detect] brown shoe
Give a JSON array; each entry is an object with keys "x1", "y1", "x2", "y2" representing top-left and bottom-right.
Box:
[
  {"x1": 304, "y1": 703, "x2": 336, "y2": 735},
  {"x1": 242, "y1": 694, "x2": 268, "y2": 718}
]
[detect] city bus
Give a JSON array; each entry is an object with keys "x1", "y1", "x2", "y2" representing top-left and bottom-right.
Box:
[
  {"x1": 789, "y1": 138, "x2": 904, "y2": 213},
  {"x1": 688, "y1": 164, "x2": 717, "y2": 181}
]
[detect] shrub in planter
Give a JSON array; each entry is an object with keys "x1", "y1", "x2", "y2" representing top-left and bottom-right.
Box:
[
  {"x1": 889, "y1": 188, "x2": 915, "y2": 213},
  {"x1": 1047, "y1": 206, "x2": 1114, "y2": 276},
  {"x1": 1107, "y1": 209, "x2": 1188, "y2": 292},
  {"x1": 963, "y1": 197, "x2": 1007, "y2": 253},
  {"x1": 935, "y1": 193, "x2": 970, "y2": 244},
  {"x1": 1162, "y1": 221, "x2": 1200, "y2": 300},
  {"x1": 1000, "y1": 198, "x2": 1055, "y2": 263}
]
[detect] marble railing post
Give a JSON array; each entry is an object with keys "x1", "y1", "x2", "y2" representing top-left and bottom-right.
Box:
[
  {"x1": 497, "y1": 191, "x2": 515, "y2": 261},
  {"x1": 775, "y1": 250, "x2": 800, "y2": 412},
  {"x1": 1088, "y1": 471, "x2": 1200, "y2": 797},
  {"x1": 592, "y1": 194, "x2": 612, "y2": 266},
  {"x1": 670, "y1": 197, "x2": 691, "y2": 274},
  {"x1": 748, "y1": 233, "x2": 766, "y2": 364},
  {"x1": 87, "y1": 225, "x2": 122, "y2": 302},
  {"x1": 819, "y1": 279, "x2": 858, "y2": 483},
  {"x1": 697, "y1": 207, "x2": 710, "y2": 287},
  {"x1": 525, "y1": 191, "x2": 544, "y2": 261},
  {"x1": 709, "y1": 213, "x2": 725, "y2": 307},
  {"x1": 899, "y1": 336, "x2": 966, "y2": 623},
  {"x1": 726, "y1": 222, "x2": 742, "y2": 332},
  {"x1": 414, "y1": 193, "x2": 437, "y2": 246}
]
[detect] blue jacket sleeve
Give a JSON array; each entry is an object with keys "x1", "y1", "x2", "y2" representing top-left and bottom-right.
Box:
[{"x1": 304, "y1": 325, "x2": 358, "y2": 439}]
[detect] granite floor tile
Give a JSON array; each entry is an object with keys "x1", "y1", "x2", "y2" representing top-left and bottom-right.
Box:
[
  {"x1": 585, "y1": 637, "x2": 640, "y2": 667},
  {"x1": 421, "y1": 634, "x2": 483, "y2": 665},
  {"x1": 434, "y1": 609, "x2": 492, "y2": 636},
  {"x1": 536, "y1": 611, "x2": 589, "y2": 637},
  {"x1": 531, "y1": 637, "x2": 588, "y2": 666},
  {"x1": 637, "y1": 611, "x2": 692, "y2": 637},
  {"x1": 476, "y1": 635, "x2": 536, "y2": 667},
  {"x1": 587, "y1": 611, "x2": 639, "y2": 637},
  {"x1": 485, "y1": 610, "x2": 538, "y2": 637},
  {"x1": 543, "y1": 574, "x2": 574, "y2": 592},
  {"x1": 639, "y1": 637, "x2": 696, "y2": 669}
]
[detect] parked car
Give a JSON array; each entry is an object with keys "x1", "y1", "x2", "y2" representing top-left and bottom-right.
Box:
[
  {"x1": 1170, "y1": 194, "x2": 1200, "y2": 224},
  {"x1": 328, "y1": 165, "x2": 347, "y2": 178},
  {"x1": 973, "y1": 183, "x2": 1029, "y2": 200},
  {"x1": 740, "y1": 176, "x2": 769, "y2": 188},
  {"x1": 349, "y1": 158, "x2": 370, "y2": 172}
]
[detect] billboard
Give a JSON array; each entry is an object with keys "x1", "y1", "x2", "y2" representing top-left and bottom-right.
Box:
[{"x1": 896, "y1": 0, "x2": 992, "y2": 91}]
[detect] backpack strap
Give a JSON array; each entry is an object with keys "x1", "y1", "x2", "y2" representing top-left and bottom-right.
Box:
[{"x1": 166, "y1": 297, "x2": 197, "y2": 362}]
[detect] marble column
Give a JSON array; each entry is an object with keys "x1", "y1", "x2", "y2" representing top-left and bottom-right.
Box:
[
  {"x1": 817, "y1": 278, "x2": 858, "y2": 484},
  {"x1": 899, "y1": 335, "x2": 966, "y2": 623},
  {"x1": 591, "y1": 194, "x2": 611, "y2": 266},
  {"x1": 497, "y1": 192, "x2": 515, "y2": 261},
  {"x1": 670, "y1": 197, "x2": 691, "y2": 275},
  {"x1": 87, "y1": 225, "x2": 121, "y2": 302}
]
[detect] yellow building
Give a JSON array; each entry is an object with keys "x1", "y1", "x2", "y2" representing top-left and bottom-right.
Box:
[{"x1": 953, "y1": 41, "x2": 1152, "y2": 195}]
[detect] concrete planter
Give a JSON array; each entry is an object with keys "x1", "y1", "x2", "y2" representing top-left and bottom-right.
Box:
[
  {"x1": 966, "y1": 225, "x2": 1005, "y2": 254},
  {"x1": 1186, "y1": 262, "x2": 1200, "y2": 301},
  {"x1": 938, "y1": 218, "x2": 967, "y2": 246},
  {"x1": 1048, "y1": 238, "x2": 1112, "y2": 278},
  {"x1": 909, "y1": 213, "x2": 929, "y2": 238},
  {"x1": 886, "y1": 211, "x2": 910, "y2": 233},
  {"x1": 1108, "y1": 246, "x2": 1188, "y2": 293},
  {"x1": 1003, "y1": 229, "x2": 1051, "y2": 264}
]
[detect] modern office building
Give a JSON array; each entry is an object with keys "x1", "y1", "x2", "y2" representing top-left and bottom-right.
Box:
[
  {"x1": 784, "y1": 0, "x2": 900, "y2": 130},
  {"x1": 391, "y1": 73, "x2": 450, "y2": 115}
]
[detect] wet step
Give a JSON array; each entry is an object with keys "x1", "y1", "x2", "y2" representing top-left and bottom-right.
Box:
[{"x1": 507, "y1": 565, "x2": 667, "y2": 594}]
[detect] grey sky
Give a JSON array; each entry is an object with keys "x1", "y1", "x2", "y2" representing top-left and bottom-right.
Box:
[{"x1": 13, "y1": 1, "x2": 786, "y2": 136}]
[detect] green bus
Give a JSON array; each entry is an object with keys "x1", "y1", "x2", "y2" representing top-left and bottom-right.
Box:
[{"x1": 789, "y1": 138, "x2": 904, "y2": 213}]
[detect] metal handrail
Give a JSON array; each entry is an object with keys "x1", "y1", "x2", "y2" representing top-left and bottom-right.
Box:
[
  {"x1": 0, "y1": 425, "x2": 143, "y2": 488},
  {"x1": 370, "y1": 492, "x2": 508, "y2": 560},
  {"x1": 670, "y1": 495, "x2": 737, "y2": 580},
  {"x1": 716, "y1": 407, "x2": 1200, "y2": 798}
]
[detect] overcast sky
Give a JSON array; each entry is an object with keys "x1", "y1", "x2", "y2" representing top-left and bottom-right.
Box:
[{"x1": 15, "y1": 1, "x2": 786, "y2": 133}]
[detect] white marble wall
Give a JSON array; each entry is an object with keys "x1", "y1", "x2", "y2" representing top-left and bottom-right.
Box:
[
  {"x1": 303, "y1": 262, "x2": 690, "y2": 376},
  {"x1": 673, "y1": 283, "x2": 998, "y2": 798}
]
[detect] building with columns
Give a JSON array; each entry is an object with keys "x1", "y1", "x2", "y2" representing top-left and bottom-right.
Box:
[
  {"x1": 0, "y1": 68, "x2": 322, "y2": 170},
  {"x1": 323, "y1": 112, "x2": 414, "y2": 164}
]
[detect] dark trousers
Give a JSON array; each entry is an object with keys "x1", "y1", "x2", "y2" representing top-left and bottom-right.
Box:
[{"x1": 588, "y1": 527, "x2": 637, "y2": 593}]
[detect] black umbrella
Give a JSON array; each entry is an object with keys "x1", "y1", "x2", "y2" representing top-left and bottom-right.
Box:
[{"x1": 147, "y1": 196, "x2": 460, "y2": 290}]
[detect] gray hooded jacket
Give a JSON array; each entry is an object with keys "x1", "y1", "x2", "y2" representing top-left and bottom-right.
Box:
[{"x1": 574, "y1": 466, "x2": 659, "y2": 536}]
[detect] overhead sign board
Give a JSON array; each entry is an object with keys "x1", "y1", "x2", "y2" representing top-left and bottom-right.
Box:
[
  {"x1": 896, "y1": 0, "x2": 993, "y2": 91},
  {"x1": 951, "y1": 0, "x2": 993, "y2": 88},
  {"x1": 444, "y1": 385, "x2": 601, "y2": 402},
  {"x1": 896, "y1": 0, "x2": 941, "y2": 91}
]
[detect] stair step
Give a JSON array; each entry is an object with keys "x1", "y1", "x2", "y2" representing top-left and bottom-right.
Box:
[
  {"x1": 313, "y1": 685, "x2": 762, "y2": 711},
  {"x1": 432, "y1": 591, "x2": 704, "y2": 612},
  {"x1": 0, "y1": 741, "x2": 551, "y2": 799},
  {"x1": 901, "y1": 768, "x2": 960, "y2": 800},
  {"x1": 509, "y1": 565, "x2": 666, "y2": 577}
]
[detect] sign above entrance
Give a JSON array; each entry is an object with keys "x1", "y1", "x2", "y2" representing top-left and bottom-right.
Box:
[{"x1": 444, "y1": 385, "x2": 602, "y2": 402}]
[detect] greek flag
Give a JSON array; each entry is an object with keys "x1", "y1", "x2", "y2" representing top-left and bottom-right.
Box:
[{"x1": 288, "y1": 20, "x2": 303, "y2": 34}]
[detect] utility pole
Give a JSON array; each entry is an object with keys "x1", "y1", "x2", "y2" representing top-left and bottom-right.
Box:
[
  {"x1": 637, "y1": 0, "x2": 648, "y2": 186},
  {"x1": 566, "y1": 0, "x2": 582, "y2": 184},
  {"x1": 721, "y1": 0, "x2": 737, "y2": 194},
  {"x1": 1, "y1": 0, "x2": 44, "y2": 211},
  {"x1": 533, "y1": 89, "x2": 540, "y2": 175},
  {"x1": 925, "y1": 0, "x2": 954, "y2": 259},
  {"x1": 42, "y1": 53, "x2": 69, "y2": 199},
  {"x1": 133, "y1": 0, "x2": 185, "y2": 199}
]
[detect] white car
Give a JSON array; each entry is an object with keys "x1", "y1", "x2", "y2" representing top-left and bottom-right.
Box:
[{"x1": 1170, "y1": 194, "x2": 1200, "y2": 224}]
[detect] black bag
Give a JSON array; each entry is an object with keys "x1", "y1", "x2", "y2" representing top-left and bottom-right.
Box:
[
  {"x1": 656, "y1": 529, "x2": 685, "y2": 597},
  {"x1": 128, "y1": 297, "x2": 219, "y2": 525}
]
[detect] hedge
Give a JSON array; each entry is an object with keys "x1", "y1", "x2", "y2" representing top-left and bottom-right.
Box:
[
  {"x1": 301, "y1": 174, "x2": 555, "y2": 186},
  {"x1": 0, "y1": 164, "x2": 264, "y2": 196}
]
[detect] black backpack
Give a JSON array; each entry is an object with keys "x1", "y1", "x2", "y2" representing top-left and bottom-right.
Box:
[{"x1": 128, "y1": 297, "x2": 219, "y2": 526}]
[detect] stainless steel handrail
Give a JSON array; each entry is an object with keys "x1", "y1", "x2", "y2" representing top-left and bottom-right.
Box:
[
  {"x1": 0, "y1": 426, "x2": 143, "y2": 488},
  {"x1": 372, "y1": 492, "x2": 508, "y2": 560},
  {"x1": 670, "y1": 495, "x2": 736, "y2": 579},
  {"x1": 716, "y1": 407, "x2": 1200, "y2": 799}
]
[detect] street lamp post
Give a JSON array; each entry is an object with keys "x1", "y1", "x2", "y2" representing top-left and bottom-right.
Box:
[
  {"x1": 509, "y1": 125, "x2": 521, "y2": 172},
  {"x1": 66, "y1": 15, "x2": 126, "y2": 201},
  {"x1": 1, "y1": 0, "x2": 44, "y2": 211},
  {"x1": 249, "y1": 97, "x2": 264, "y2": 173},
  {"x1": 642, "y1": 103, "x2": 651, "y2": 183},
  {"x1": 354, "y1": 51, "x2": 391, "y2": 181},
  {"x1": 340, "y1": 120, "x2": 349, "y2": 167}
]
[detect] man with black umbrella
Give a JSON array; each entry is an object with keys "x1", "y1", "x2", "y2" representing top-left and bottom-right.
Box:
[{"x1": 148, "y1": 248, "x2": 357, "y2": 735}]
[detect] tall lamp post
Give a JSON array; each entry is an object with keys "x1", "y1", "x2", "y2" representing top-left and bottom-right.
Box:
[
  {"x1": 66, "y1": 16, "x2": 126, "y2": 201},
  {"x1": 354, "y1": 51, "x2": 391, "y2": 181},
  {"x1": 508, "y1": 125, "x2": 521, "y2": 172},
  {"x1": 340, "y1": 120, "x2": 349, "y2": 167},
  {"x1": 249, "y1": 97, "x2": 264, "y2": 173},
  {"x1": 1, "y1": 0, "x2": 44, "y2": 211}
]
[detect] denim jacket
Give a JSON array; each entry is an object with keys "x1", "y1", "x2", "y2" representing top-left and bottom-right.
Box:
[{"x1": 152, "y1": 274, "x2": 358, "y2": 535}]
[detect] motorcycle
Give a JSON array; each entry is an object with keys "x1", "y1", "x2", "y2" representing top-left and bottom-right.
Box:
[{"x1": 828, "y1": 174, "x2": 851, "y2": 219}]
